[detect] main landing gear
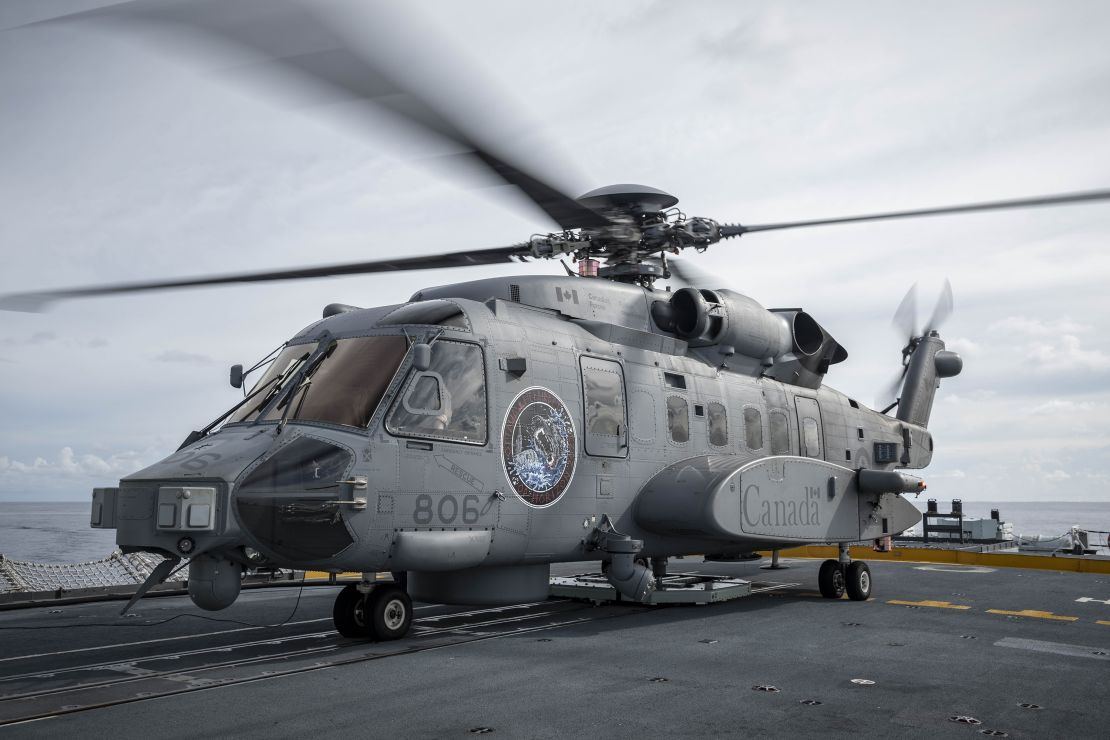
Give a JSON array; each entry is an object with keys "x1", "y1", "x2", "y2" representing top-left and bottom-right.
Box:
[
  {"x1": 333, "y1": 574, "x2": 413, "y2": 640},
  {"x1": 818, "y1": 544, "x2": 871, "y2": 601}
]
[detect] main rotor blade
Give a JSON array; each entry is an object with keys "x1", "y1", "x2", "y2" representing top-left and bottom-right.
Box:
[
  {"x1": 721, "y1": 188, "x2": 1110, "y2": 236},
  {"x1": 37, "y1": 0, "x2": 610, "y2": 231},
  {"x1": 0, "y1": 245, "x2": 526, "y2": 312},
  {"x1": 666, "y1": 257, "x2": 720, "y2": 290}
]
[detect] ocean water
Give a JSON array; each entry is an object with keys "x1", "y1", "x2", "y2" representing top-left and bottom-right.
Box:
[
  {"x1": 0, "y1": 502, "x2": 118, "y2": 563},
  {"x1": 910, "y1": 499, "x2": 1110, "y2": 550},
  {"x1": 1, "y1": 500, "x2": 1109, "y2": 564}
]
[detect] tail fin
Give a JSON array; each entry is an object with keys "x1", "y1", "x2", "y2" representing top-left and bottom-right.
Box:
[{"x1": 896, "y1": 332, "x2": 963, "y2": 427}]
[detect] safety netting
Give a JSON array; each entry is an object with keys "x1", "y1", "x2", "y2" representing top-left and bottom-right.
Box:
[{"x1": 0, "y1": 550, "x2": 187, "y2": 594}]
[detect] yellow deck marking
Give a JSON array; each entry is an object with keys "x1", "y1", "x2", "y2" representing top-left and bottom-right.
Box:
[
  {"x1": 888, "y1": 599, "x2": 971, "y2": 610},
  {"x1": 1097, "y1": 620, "x2": 1110, "y2": 627},
  {"x1": 986, "y1": 609, "x2": 1078, "y2": 622},
  {"x1": 758, "y1": 546, "x2": 1110, "y2": 575},
  {"x1": 304, "y1": 571, "x2": 371, "y2": 581}
]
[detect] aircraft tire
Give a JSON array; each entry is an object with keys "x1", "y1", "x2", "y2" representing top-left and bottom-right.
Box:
[
  {"x1": 845, "y1": 561, "x2": 871, "y2": 601},
  {"x1": 818, "y1": 559, "x2": 845, "y2": 599},
  {"x1": 333, "y1": 583, "x2": 373, "y2": 639},
  {"x1": 368, "y1": 585, "x2": 413, "y2": 641}
]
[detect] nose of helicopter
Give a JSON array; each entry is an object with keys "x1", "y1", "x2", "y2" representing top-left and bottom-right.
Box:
[{"x1": 94, "y1": 426, "x2": 366, "y2": 567}]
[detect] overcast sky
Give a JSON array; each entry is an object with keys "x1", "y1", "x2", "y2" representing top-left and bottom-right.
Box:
[{"x1": 2, "y1": 0, "x2": 1110, "y2": 504}]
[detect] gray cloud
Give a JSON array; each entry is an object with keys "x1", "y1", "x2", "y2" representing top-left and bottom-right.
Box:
[
  {"x1": 1, "y1": 331, "x2": 57, "y2": 346},
  {"x1": 154, "y1": 349, "x2": 214, "y2": 365}
]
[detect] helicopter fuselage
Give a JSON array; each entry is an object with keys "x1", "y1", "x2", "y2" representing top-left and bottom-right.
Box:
[{"x1": 92, "y1": 274, "x2": 947, "y2": 610}]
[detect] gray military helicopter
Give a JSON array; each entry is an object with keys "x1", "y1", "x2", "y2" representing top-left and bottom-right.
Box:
[{"x1": 6, "y1": 0, "x2": 1110, "y2": 640}]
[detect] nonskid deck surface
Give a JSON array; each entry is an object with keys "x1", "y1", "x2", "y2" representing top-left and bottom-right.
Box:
[{"x1": 1, "y1": 560, "x2": 1108, "y2": 738}]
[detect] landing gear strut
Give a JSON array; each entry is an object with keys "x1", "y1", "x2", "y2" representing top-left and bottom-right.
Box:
[
  {"x1": 818, "y1": 545, "x2": 871, "y2": 601},
  {"x1": 333, "y1": 580, "x2": 413, "y2": 640}
]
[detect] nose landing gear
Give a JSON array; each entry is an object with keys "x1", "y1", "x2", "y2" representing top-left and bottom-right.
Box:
[
  {"x1": 818, "y1": 545, "x2": 871, "y2": 601},
  {"x1": 333, "y1": 577, "x2": 413, "y2": 640}
]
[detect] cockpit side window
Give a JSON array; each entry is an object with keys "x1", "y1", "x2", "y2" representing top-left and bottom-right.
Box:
[{"x1": 386, "y1": 340, "x2": 487, "y2": 444}]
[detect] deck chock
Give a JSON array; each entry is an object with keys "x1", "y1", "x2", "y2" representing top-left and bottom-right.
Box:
[{"x1": 550, "y1": 572, "x2": 757, "y2": 605}]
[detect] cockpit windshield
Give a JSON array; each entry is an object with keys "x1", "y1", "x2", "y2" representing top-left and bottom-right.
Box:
[{"x1": 226, "y1": 335, "x2": 409, "y2": 428}]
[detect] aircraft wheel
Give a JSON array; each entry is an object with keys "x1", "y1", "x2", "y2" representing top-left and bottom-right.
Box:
[
  {"x1": 333, "y1": 583, "x2": 373, "y2": 639},
  {"x1": 845, "y1": 561, "x2": 871, "y2": 601},
  {"x1": 368, "y1": 584, "x2": 413, "y2": 641},
  {"x1": 818, "y1": 559, "x2": 846, "y2": 599}
]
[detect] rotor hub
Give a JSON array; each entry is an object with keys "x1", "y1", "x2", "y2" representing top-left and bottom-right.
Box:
[{"x1": 577, "y1": 184, "x2": 680, "y2": 213}]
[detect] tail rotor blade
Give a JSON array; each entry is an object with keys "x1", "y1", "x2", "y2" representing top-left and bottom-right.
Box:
[
  {"x1": 925, "y1": 278, "x2": 954, "y2": 333},
  {"x1": 876, "y1": 364, "x2": 909, "y2": 411},
  {"x1": 891, "y1": 282, "x2": 919, "y2": 343}
]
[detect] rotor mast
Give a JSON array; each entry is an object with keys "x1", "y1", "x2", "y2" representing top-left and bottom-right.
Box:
[{"x1": 527, "y1": 184, "x2": 728, "y2": 286}]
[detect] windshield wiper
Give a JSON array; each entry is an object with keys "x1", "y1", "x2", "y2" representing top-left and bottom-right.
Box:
[
  {"x1": 274, "y1": 337, "x2": 337, "y2": 434},
  {"x1": 277, "y1": 377, "x2": 311, "y2": 435},
  {"x1": 176, "y1": 370, "x2": 290, "y2": 450},
  {"x1": 247, "y1": 355, "x2": 310, "y2": 426}
]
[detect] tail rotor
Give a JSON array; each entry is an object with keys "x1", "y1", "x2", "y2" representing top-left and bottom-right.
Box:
[{"x1": 877, "y1": 280, "x2": 955, "y2": 413}]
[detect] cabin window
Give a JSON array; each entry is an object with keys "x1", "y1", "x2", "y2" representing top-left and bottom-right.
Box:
[
  {"x1": 802, "y1": 417, "x2": 821, "y2": 458},
  {"x1": 708, "y1": 402, "x2": 728, "y2": 447},
  {"x1": 580, "y1": 357, "x2": 627, "y2": 458},
  {"x1": 743, "y1": 407, "x2": 763, "y2": 450},
  {"x1": 664, "y1": 372, "x2": 687, "y2": 390},
  {"x1": 770, "y1": 410, "x2": 790, "y2": 455},
  {"x1": 667, "y1": 395, "x2": 689, "y2": 444},
  {"x1": 386, "y1": 341, "x2": 487, "y2": 444},
  {"x1": 874, "y1": 442, "x2": 899, "y2": 463}
]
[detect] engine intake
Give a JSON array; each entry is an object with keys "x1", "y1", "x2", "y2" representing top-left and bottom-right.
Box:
[
  {"x1": 667, "y1": 287, "x2": 791, "y2": 359},
  {"x1": 663, "y1": 289, "x2": 847, "y2": 388}
]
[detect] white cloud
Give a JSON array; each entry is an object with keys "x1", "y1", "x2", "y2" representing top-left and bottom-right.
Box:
[
  {"x1": 1027, "y1": 334, "x2": 1110, "y2": 372},
  {"x1": 988, "y1": 316, "x2": 1090, "y2": 336},
  {"x1": 1030, "y1": 399, "x2": 1097, "y2": 414},
  {"x1": 0, "y1": 447, "x2": 149, "y2": 481},
  {"x1": 944, "y1": 337, "x2": 980, "y2": 356},
  {"x1": 930, "y1": 469, "x2": 967, "y2": 479}
]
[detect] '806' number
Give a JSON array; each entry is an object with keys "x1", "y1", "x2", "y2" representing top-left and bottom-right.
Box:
[{"x1": 413, "y1": 493, "x2": 483, "y2": 525}]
